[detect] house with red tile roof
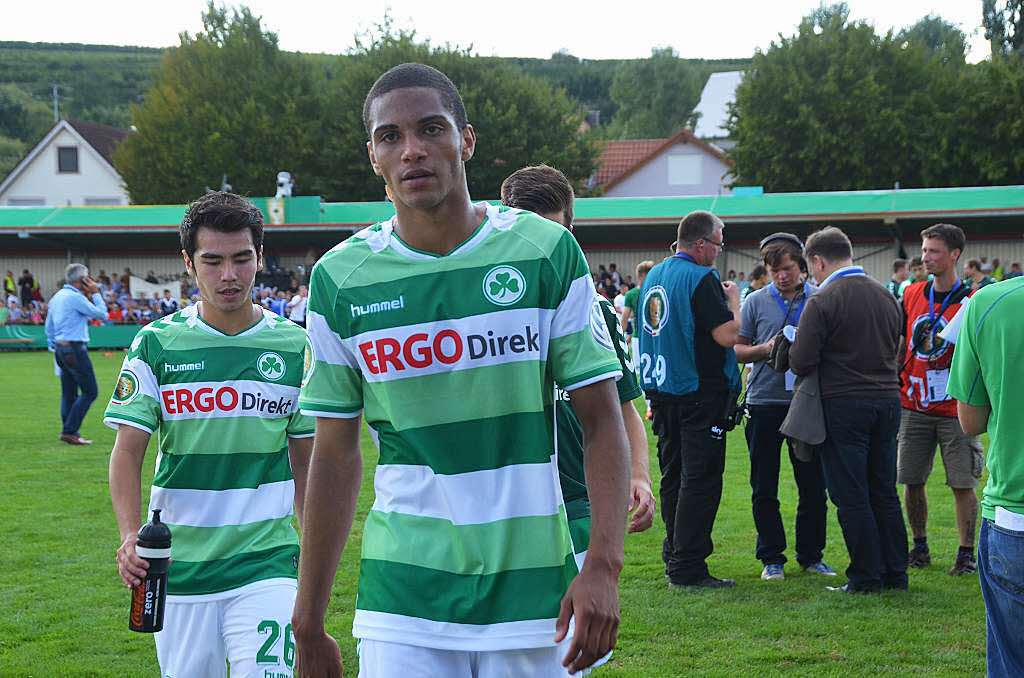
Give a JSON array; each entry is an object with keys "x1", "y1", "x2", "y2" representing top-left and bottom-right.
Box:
[
  {"x1": 0, "y1": 118, "x2": 130, "y2": 206},
  {"x1": 590, "y1": 128, "x2": 733, "y2": 197}
]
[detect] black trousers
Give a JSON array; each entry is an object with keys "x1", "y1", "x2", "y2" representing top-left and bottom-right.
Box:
[
  {"x1": 745, "y1": 404, "x2": 828, "y2": 567},
  {"x1": 818, "y1": 398, "x2": 909, "y2": 591},
  {"x1": 652, "y1": 395, "x2": 727, "y2": 584}
]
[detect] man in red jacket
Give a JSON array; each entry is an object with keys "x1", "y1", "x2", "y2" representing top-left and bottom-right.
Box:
[{"x1": 898, "y1": 223, "x2": 982, "y2": 575}]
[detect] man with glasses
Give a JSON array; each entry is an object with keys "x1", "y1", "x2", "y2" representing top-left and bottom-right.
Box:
[{"x1": 638, "y1": 210, "x2": 742, "y2": 589}]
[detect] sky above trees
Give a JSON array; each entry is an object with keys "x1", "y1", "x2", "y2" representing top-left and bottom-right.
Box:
[{"x1": 2, "y1": 0, "x2": 993, "y2": 62}]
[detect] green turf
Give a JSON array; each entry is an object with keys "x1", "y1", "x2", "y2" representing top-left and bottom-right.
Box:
[{"x1": 0, "y1": 351, "x2": 986, "y2": 676}]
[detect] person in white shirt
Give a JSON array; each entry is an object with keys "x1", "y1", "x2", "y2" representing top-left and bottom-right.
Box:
[
  {"x1": 287, "y1": 284, "x2": 308, "y2": 328},
  {"x1": 613, "y1": 284, "x2": 629, "y2": 316}
]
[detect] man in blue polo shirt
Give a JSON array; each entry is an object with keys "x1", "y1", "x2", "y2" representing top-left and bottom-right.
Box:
[
  {"x1": 45, "y1": 263, "x2": 109, "y2": 445},
  {"x1": 639, "y1": 210, "x2": 741, "y2": 589}
]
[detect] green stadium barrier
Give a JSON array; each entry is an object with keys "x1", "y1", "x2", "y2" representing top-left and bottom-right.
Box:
[{"x1": 0, "y1": 324, "x2": 143, "y2": 350}]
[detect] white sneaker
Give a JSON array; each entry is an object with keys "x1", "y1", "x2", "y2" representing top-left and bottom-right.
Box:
[{"x1": 761, "y1": 564, "x2": 785, "y2": 580}]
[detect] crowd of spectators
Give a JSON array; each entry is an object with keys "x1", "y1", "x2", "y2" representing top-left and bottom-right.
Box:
[{"x1": 1, "y1": 261, "x2": 313, "y2": 327}]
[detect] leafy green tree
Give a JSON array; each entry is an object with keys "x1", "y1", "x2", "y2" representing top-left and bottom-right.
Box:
[
  {"x1": 949, "y1": 57, "x2": 1024, "y2": 183},
  {"x1": 306, "y1": 27, "x2": 597, "y2": 201},
  {"x1": 113, "y1": 3, "x2": 324, "y2": 203},
  {"x1": 898, "y1": 15, "x2": 968, "y2": 61},
  {"x1": 727, "y1": 5, "x2": 971, "y2": 191},
  {"x1": 983, "y1": 0, "x2": 1024, "y2": 57},
  {"x1": 605, "y1": 48, "x2": 702, "y2": 139},
  {"x1": 0, "y1": 134, "x2": 28, "y2": 178},
  {"x1": 0, "y1": 84, "x2": 52, "y2": 142}
]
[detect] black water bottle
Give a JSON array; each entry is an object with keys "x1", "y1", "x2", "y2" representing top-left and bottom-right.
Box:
[{"x1": 129, "y1": 509, "x2": 172, "y2": 633}]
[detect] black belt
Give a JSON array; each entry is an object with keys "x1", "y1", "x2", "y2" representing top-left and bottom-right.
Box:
[{"x1": 57, "y1": 340, "x2": 85, "y2": 346}]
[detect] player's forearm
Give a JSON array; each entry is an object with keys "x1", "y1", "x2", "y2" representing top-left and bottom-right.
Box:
[
  {"x1": 288, "y1": 437, "x2": 313, "y2": 529},
  {"x1": 622, "y1": 402, "x2": 650, "y2": 487},
  {"x1": 293, "y1": 419, "x2": 363, "y2": 637},
  {"x1": 585, "y1": 435, "x2": 628, "y2": 574},
  {"x1": 109, "y1": 432, "x2": 148, "y2": 539},
  {"x1": 573, "y1": 382, "x2": 628, "y2": 574},
  {"x1": 957, "y1": 401, "x2": 991, "y2": 436}
]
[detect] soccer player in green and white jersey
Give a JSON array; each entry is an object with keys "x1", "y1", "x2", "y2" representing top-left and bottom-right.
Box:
[
  {"x1": 292, "y1": 64, "x2": 630, "y2": 678},
  {"x1": 500, "y1": 164, "x2": 656, "y2": 567},
  {"x1": 107, "y1": 192, "x2": 313, "y2": 678}
]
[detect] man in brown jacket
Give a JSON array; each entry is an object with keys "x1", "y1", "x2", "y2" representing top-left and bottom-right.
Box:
[{"x1": 789, "y1": 227, "x2": 909, "y2": 593}]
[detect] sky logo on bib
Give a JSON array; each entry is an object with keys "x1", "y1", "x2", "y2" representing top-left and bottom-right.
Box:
[
  {"x1": 111, "y1": 370, "x2": 139, "y2": 405},
  {"x1": 911, "y1": 315, "x2": 951, "y2": 362},
  {"x1": 483, "y1": 266, "x2": 526, "y2": 306},
  {"x1": 589, "y1": 299, "x2": 614, "y2": 351},
  {"x1": 642, "y1": 286, "x2": 669, "y2": 337},
  {"x1": 257, "y1": 352, "x2": 286, "y2": 381}
]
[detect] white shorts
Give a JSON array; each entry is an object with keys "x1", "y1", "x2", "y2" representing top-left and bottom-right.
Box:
[
  {"x1": 357, "y1": 638, "x2": 591, "y2": 678},
  {"x1": 155, "y1": 581, "x2": 297, "y2": 678}
]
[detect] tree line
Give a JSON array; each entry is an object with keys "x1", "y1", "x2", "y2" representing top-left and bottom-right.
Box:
[
  {"x1": 727, "y1": 3, "x2": 1024, "y2": 192},
  {"x1": 0, "y1": 17, "x2": 745, "y2": 196},
  {"x1": 2, "y1": 2, "x2": 1022, "y2": 202}
]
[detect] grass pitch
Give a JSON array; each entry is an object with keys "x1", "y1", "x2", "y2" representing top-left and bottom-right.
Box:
[{"x1": 0, "y1": 351, "x2": 986, "y2": 676}]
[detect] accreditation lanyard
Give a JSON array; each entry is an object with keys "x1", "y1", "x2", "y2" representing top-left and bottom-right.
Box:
[
  {"x1": 769, "y1": 283, "x2": 808, "y2": 326},
  {"x1": 928, "y1": 279, "x2": 962, "y2": 340}
]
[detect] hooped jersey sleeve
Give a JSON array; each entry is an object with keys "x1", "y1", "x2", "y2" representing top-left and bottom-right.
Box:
[
  {"x1": 104, "y1": 330, "x2": 162, "y2": 434},
  {"x1": 299, "y1": 259, "x2": 366, "y2": 418},
  {"x1": 547, "y1": 230, "x2": 622, "y2": 391},
  {"x1": 598, "y1": 296, "x2": 642, "y2": 403}
]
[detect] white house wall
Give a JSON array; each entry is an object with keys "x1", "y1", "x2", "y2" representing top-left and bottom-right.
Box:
[
  {"x1": 0, "y1": 127, "x2": 129, "y2": 207},
  {"x1": 603, "y1": 141, "x2": 733, "y2": 198}
]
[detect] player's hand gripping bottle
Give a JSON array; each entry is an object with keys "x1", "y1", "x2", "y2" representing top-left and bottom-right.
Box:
[{"x1": 129, "y1": 509, "x2": 172, "y2": 633}]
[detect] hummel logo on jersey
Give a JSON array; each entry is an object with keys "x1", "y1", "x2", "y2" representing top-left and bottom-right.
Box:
[
  {"x1": 164, "y1": 361, "x2": 204, "y2": 373},
  {"x1": 351, "y1": 295, "x2": 405, "y2": 317},
  {"x1": 358, "y1": 325, "x2": 541, "y2": 375}
]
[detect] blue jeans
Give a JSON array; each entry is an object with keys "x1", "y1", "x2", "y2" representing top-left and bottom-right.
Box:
[
  {"x1": 54, "y1": 342, "x2": 98, "y2": 436},
  {"x1": 817, "y1": 398, "x2": 908, "y2": 591},
  {"x1": 979, "y1": 519, "x2": 1024, "y2": 677}
]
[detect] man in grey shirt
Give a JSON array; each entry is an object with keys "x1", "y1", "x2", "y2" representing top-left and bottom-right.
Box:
[{"x1": 736, "y1": 233, "x2": 833, "y2": 581}]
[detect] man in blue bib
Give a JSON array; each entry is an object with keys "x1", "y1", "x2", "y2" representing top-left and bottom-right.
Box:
[{"x1": 639, "y1": 210, "x2": 741, "y2": 589}]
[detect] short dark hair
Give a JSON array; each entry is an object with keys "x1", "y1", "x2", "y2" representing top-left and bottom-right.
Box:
[
  {"x1": 892, "y1": 258, "x2": 908, "y2": 273},
  {"x1": 751, "y1": 264, "x2": 768, "y2": 280},
  {"x1": 362, "y1": 63, "x2": 468, "y2": 136},
  {"x1": 966, "y1": 258, "x2": 980, "y2": 271},
  {"x1": 910, "y1": 256, "x2": 923, "y2": 267},
  {"x1": 500, "y1": 165, "x2": 574, "y2": 227},
  {"x1": 920, "y1": 223, "x2": 966, "y2": 256},
  {"x1": 677, "y1": 210, "x2": 721, "y2": 245},
  {"x1": 180, "y1": 191, "x2": 264, "y2": 261},
  {"x1": 803, "y1": 226, "x2": 852, "y2": 263},
  {"x1": 762, "y1": 239, "x2": 803, "y2": 270}
]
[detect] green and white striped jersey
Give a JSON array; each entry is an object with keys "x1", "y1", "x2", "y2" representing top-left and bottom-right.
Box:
[
  {"x1": 300, "y1": 204, "x2": 621, "y2": 651},
  {"x1": 103, "y1": 304, "x2": 314, "y2": 600}
]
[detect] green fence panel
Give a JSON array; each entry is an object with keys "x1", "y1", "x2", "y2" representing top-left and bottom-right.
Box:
[{"x1": 0, "y1": 325, "x2": 143, "y2": 350}]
